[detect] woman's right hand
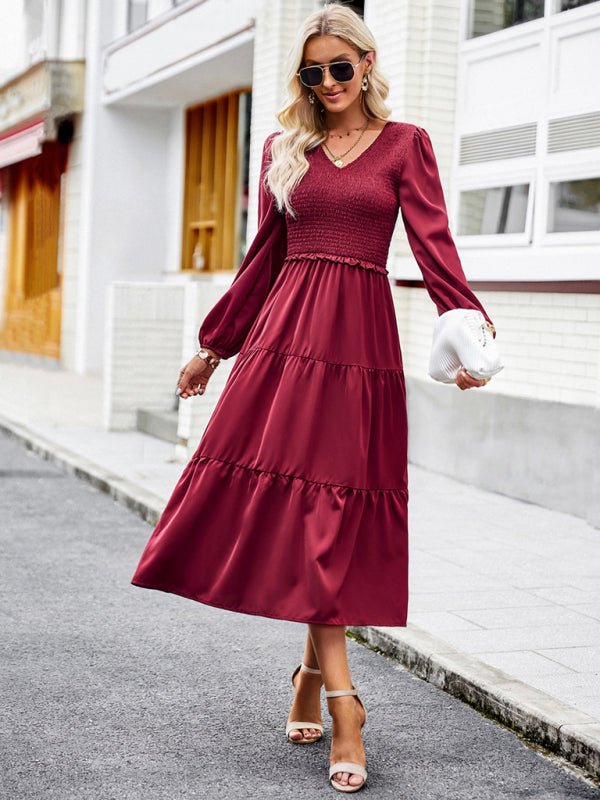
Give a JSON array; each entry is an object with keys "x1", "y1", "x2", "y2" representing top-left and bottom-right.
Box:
[
  {"x1": 455, "y1": 366, "x2": 491, "y2": 390},
  {"x1": 175, "y1": 349, "x2": 220, "y2": 399}
]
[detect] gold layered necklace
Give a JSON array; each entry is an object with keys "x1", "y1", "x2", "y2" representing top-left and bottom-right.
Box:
[{"x1": 322, "y1": 118, "x2": 371, "y2": 168}]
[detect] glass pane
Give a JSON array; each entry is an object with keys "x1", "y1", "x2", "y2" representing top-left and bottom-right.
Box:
[
  {"x1": 469, "y1": 0, "x2": 544, "y2": 38},
  {"x1": 147, "y1": 0, "x2": 174, "y2": 20},
  {"x1": 547, "y1": 177, "x2": 600, "y2": 232},
  {"x1": 238, "y1": 92, "x2": 252, "y2": 265},
  {"x1": 128, "y1": 0, "x2": 148, "y2": 32},
  {"x1": 346, "y1": 1, "x2": 365, "y2": 15},
  {"x1": 317, "y1": 0, "x2": 364, "y2": 14},
  {"x1": 458, "y1": 184, "x2": 529, "y2": 234},
  {"x1": 25, "y1": 0, "x2": 46, "y2": 61},
  {"x1": 560, "y1": 0, "x2": 597, "y2": 9}
]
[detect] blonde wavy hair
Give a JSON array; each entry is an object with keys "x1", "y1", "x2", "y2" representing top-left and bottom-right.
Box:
[{"x1": 264, "y1": 1, "x2": 392, "y2": 220}]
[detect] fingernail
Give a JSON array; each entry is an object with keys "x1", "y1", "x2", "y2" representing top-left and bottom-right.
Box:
[{"x1": 175, "y1": 387, "x2": 181, "y2": 396}]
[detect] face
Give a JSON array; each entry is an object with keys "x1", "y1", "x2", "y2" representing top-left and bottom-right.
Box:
[{"x1": 301, "y1": 35, "x2": 373, "y2": 114}]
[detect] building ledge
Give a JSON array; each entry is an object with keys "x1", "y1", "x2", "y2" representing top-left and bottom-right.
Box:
[{"x1": 0, "y1": 59, "x2": 85, "y2": 144}]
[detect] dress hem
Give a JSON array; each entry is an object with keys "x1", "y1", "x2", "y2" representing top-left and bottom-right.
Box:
[{"x1": 130, "y1": 579, "x2": 408, "y2": 628}]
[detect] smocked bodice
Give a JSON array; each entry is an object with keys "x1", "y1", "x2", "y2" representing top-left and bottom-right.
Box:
[{"x1": 285, "y1": 121, "x2": 408, "y2": 271}]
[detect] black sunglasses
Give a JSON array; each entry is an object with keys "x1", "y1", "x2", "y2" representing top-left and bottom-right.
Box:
[{"x1": 296, "y1": 54, "x2": 366, "y2": 88}]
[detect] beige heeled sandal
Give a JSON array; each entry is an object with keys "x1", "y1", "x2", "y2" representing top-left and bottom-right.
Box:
[
  {"x1": 285, "y1": 661, "x2": 324, "y2": 744},
  {"x1": 325, "y1": 685, "x2": 368, "y2": 793}
]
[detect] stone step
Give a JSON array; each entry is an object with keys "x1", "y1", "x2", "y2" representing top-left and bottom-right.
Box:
[{"x1": 136, "y1": 408, "x2": 178, "y2": 444}]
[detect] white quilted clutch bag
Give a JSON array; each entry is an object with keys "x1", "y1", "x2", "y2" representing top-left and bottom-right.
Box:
[{"x1": 428, "y1": 308, "x2": 504, "y2": 384}]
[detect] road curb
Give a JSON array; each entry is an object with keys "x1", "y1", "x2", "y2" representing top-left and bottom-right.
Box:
[
  {"x1": 349, "y1": 624, "x2": 600, "y2": 783},
  {"x1": 0, "y1": 416, "x2": 163, "y2": 526},
  {"x1": 1, "y1": 413, "x2": 598, "y2": 784}
]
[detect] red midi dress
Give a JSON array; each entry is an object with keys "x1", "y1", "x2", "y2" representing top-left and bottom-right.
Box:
[{"x1": 131, "y1": 121, "x2": 495, "y2": 626}]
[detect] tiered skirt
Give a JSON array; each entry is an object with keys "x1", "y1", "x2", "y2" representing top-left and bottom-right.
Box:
[{"x1": 131, "y1": 252, "x2": 410, "y2": 626}]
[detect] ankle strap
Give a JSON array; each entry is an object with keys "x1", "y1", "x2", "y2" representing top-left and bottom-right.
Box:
[
  {"x1": 325, "y1": 686, "x2": 358, "y2": 698},
  {"x1": 300, "y1": 661, "x2": 321, "y2": 674}
]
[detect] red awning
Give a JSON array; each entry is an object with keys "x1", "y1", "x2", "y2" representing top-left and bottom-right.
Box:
[{"x1": 0, "y1": 119, "x2": 46, "y2": 169}]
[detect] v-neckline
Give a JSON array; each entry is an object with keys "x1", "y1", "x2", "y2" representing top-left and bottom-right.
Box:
[{"x1": 317, "y1": 120, "x2": 394, "y2": 171}]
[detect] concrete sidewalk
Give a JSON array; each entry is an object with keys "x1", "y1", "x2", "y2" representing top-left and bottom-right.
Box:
[{"x1": 1, "y1": 359, "x2": 599, "y2": 782}]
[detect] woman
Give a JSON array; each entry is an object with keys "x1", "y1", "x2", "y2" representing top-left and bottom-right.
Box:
[{"x1": 131, "y1": 2, "x2": 496, "y2": 793}]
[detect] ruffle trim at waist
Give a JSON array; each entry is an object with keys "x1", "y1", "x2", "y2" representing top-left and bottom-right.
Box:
[{"x1": 283, "y1": 251, "x2": 389, "y2": 276}]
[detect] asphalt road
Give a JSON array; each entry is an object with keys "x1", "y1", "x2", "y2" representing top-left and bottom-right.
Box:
[{"x1": 1, "y1": 430, "x2": 599, "y2": 800}]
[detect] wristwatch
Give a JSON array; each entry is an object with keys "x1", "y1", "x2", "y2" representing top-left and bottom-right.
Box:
[{"x1": 196, "y1": 348, "x2": 221, "y2": 370}]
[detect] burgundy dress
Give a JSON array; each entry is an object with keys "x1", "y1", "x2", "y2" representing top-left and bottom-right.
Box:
[{"x1": 131, "y1": 121, "x2": 495, "y2": 626}]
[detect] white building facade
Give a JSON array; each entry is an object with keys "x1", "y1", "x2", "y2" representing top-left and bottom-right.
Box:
[
  {"x1": 0, "y1": 0, "x2": 598, "y2": 524},
  {"x1": 391, "y1": 0, "x2": 600, "y2": 526}
]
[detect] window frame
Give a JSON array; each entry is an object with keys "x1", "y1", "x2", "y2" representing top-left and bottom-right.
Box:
[
  {"x1": 126, "y1": 0, "x2": 193, "y2": 34},
  {"x1": 454, "y1": 171, "x2": 537, "y2": 249},
  {"x1": 540, "y1": 157, "x2": 600, "y2": 245},
  {"x1": 464, "y1": 0, "x2": 599, "y2": 42}
]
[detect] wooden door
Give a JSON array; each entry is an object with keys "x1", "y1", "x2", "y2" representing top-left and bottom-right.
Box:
[
  {"x1": 181, "y1": 89, "x2": 250, "y2": 272},
  {"x1": 0, "y1": 140, "x2": 68, "y2": 358}
]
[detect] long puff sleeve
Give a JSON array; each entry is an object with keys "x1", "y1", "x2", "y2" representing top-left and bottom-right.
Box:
[
  {"x1": 198, "y1": 131, "x2": 287, "y2": 358},
  {"x1": 398, "y1": 126, "x2": 496, "y2": 334}
]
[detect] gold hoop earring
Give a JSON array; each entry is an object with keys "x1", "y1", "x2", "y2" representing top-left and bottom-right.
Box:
[{"x1": 361, "y1": 73, "x2": 369, "y2": 91}]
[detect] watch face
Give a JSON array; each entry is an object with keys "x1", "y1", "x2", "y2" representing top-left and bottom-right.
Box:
[{"x1": 199, "y1": 350, "x2": 219, "y2": 364}]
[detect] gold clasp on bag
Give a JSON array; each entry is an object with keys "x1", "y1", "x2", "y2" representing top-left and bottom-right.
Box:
[{"x1": 481, "y1": 320, "x2": 496, "y2": 346}]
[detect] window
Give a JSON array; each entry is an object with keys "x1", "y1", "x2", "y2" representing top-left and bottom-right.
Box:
[
  {"x1": 238, "y1": 92, "x2": 252, "y2": 265},
  {"x1": 127, "y1": 0, "x2": 147, "y2": 32},
  {"x1": 468, "y1": 0, "x2": 544, "y2": 38},
  {"x1": 547, "y1": 177, "x2": 600, "y2": 232},
  {"x1": 147, "y1": 0, "x2": 174, "y2": 18},
  {"x1": 458, "y1": 184, "x2": 530, "y2": 234},
  {"x1": 127, "y1": 0, "x2": 188, "y2": 33},
  {"x1": 559, "y1": 0, "x2": 597, "y2": 9},
  {"x1": 468, "y1": 0, "x2": 599, "y2": 38},
  {"x1": 316, "y1": 0, "x2": 365, "y2": 16}
]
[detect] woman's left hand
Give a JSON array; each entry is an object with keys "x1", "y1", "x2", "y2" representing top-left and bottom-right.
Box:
[{"x1": 455, "y1": 367, "x2": 491, "y2": 391}]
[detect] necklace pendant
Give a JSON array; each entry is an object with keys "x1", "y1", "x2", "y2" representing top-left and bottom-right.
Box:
[{"x1": 334, "y1": 158, "x2": 344, "y2": 168}]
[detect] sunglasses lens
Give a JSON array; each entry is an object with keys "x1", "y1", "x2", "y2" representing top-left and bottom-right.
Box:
[
  {"x1": 329, "y1": 62, "x2": 354, "y2": 82},
  {"x1": 299, "y1": 67, "x2": 323, "y2": 87}
]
